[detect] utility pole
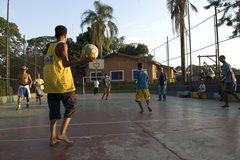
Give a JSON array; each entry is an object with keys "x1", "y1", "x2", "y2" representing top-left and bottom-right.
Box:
[
  {"x1": 214, "y1": 6, "x2": 220, "y2": 78},
  {"x1": 166, "y1": 36, "x2": 170, "y2": 79},
  {"x1": 188, "y1": 0, "x2": 193, "y2": 82},
  {"x1": 23, "y1": 35, "x2": 27, "y2": 65},
  {"x1": 35, "y1": 50, "x2": 37, "y2": 77},
  {"x1": 6, "y1": 0, "x2": 10, "y2": 96}
]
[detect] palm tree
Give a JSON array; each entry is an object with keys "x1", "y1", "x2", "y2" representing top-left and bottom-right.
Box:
[
  {"x1": 167, "y1": 0, "x2": 197, "y2": 82},
  {"x1": 81, "y1": 1, "x2": 118, "y2": 58}
]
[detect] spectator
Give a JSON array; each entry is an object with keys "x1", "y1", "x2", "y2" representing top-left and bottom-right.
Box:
[
  {"x1": 93, "y1": 80, "x2": 99, "y2": 95},
  {"x1": 179, "y1": 85, "x2": 191, "y2": 98},
  {"x1": 157, "y1": 66, "x2": 167, "y2": 101},
  {"x1": 197, "y1": 79, "x2": 206, "y2": 99}
]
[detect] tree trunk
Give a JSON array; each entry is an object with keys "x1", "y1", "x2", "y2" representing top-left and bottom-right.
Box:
[{"x1": 180, "y1": 4, "x2": 186, "y2": 83}]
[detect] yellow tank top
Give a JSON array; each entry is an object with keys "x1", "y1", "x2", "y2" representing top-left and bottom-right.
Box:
[{"x1": 43, "y1": 42, "x2": 75, "y2": 93}]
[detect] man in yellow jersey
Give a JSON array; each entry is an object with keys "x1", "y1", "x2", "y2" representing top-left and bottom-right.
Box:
[{"x1": 44, "y1": 25, "x2": 94, "y2": 146}]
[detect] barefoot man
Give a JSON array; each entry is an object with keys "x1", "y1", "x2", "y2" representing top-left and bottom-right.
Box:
[
  {"x1": 134, "y1": 62, "x2": 152, "y2": 114},
  {"x1": 44, "y1": 25, "x2": 94, "y2": 146},
  {"x1": 16, "y1": 66, "x2": 32, "y2": 110}
]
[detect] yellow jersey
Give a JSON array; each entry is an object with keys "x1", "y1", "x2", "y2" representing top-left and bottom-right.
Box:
[{"x1": 43, "y1": 42, "x2": 75, "y2": 93}]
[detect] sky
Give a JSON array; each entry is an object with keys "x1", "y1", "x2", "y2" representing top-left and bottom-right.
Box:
[{"x1": 0, "y1": 0, "x2": 239, "y2": 68}]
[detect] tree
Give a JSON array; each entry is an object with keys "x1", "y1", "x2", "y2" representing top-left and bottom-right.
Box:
[
  {"x1": 81, "y1": 1, "x2": 118, "y2": 58},
  {"x1": 109, "y1": 36, "x2": 125, "y2": 53},
  {"x1": 167, "y1": 0, "x2": 197, "y2": 82},
  {"x1": 0, "y1": 17, "x2": 23, "y2": 79},
  {"x1": 26, "y1": 36, "x2": 55, "y2": 76},
  {"x1": 76, "y1": 27, "x2": 91, "y2": 53},
  {"x1": 205, "y1": 0, "x2": 240, "y2": 38},
  {"x1": 118, "y1": 43, "x2": 149, "y2": 57},
  {"x1": 0, "y1": 17, "x2": 25, "y2": 94}
]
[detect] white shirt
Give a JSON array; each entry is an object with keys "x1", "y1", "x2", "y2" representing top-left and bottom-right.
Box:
[
  {"x1": 94, "y1": 80, "x2": 99, "y2": 88},
  {"x1": 199, "y1": 84, "x2": 206, "y2": 92}
]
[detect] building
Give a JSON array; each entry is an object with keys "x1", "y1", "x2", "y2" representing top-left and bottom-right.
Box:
[{"x1": 84, "y1": 53, "x2": 175, "y2": 83}]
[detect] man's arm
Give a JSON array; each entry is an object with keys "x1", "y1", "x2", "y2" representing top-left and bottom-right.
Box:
[
  {"x1": 28, "y1": 74, "x2": 33, "y2": 88},
  {"x1": 56, "y1": 43, "x2": 94, "y2": 68},
  {"x1": 164, "y1": 73, "x2": 167, "y2": 84}
]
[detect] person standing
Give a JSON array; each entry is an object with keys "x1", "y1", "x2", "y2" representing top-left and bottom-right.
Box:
[
  {"x1": 101, "y1": 73, "x2": 111, "y2": 100},
  {"x1": 16, "y1": 66, "x2": 32, "y2": 110},
  {"x1": 34, "y1": 72, "x2": 44, "y2": 104},
  {"x1": 219, "y1": 55, "x2": 240, "y2": 108},
  {"x1": 134, "y1": 62, "x2": 152, "y2": 114},
  {"x1": 157, "y1": 66, "x2": 167, "y2": 101},
  {"x1": 93, "y1": 79, "x2": 99, "y2": 95},
  {"x1": 44, "y1": 25, "x2": 94, "y2": 146}
]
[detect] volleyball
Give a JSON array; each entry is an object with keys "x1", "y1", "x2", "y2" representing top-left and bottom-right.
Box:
[{"x1": 81, "y1": 44, "x2": 99, "y2": 59}]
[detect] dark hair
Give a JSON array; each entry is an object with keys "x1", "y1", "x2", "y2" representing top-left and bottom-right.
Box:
[
  {"x1": 219, "y1": 55, "x2": 225, "y2": 59},
  {"x1": 55, "y1": 25, "x2": 67, "y2": 38},
  {"x1": 137, "y1": 62, "x2": 143, "y2": 69}
]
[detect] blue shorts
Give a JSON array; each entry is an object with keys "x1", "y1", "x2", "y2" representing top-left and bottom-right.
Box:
[
  {"x1": 18, "y1": 86, "x2": 30, "y2": 97},
  {"x1": 47, "y1": 92, "x2": 76, "y2": 120},
  {"x1": 223, "y1": 82, "x2": 236, "y2": 93}
]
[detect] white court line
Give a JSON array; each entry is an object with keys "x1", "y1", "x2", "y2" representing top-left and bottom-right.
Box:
[
  {"x1": 0, "y1": 126, "x2": 223, "y2": 143},
  {"x1": 0, "y1": 116, "x2": 226, "y2": 132}
]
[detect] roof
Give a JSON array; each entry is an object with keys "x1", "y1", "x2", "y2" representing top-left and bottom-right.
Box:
[
  {"x1": 103, "y1": 52, "x2": 175, "y2": 70},
  {"x1": 103, "y1": 52, "x2": 160, "y2": 64}
]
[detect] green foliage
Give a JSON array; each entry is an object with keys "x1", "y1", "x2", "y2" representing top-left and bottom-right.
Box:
[
  {"x1": 166, "y1": 0, "x2": 197, "y2": 82},
  {"x1": 118, "y1": 43, "x2": 149, "y2": 57},
  {"x1": 109, "y1": 36, "x2": 125, "y2": 53},
  {"x1": 27, "y1": 36, "x2": 55, "y2": 55},
  {"x1": 0, "y1": 17, "x2": 24, "y2": 80},
  {"x1": 205, "y1": 0, "x2": 240, "y2": 38},
  {"x1": 81, "y1": 1, "x2": 118, "y2": 58}
]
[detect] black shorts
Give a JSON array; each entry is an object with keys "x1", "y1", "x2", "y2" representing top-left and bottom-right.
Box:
[{"x1": 47, "y1": 92, "x2": 76, "y2": 120}]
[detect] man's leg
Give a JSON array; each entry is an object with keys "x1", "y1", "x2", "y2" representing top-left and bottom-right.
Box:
[
  {"x1": 26, "y1": 97, "x2": 30, "y2": 108},
  {"x1": 137, "y1": 101, "x2": 144, "y2": 114},
  {"x1": 163, "y1": 85, "x2": 166, "y2": 101},
  {"x1": 50, "y1": 119, "x2": 60, "y2": 146},
  {"x1": 57, "y1": 92, "x2": 76, "y2": 144},
  {"x1": 146, "y1": 100, "x2": 152, "y2": 112},
  {"x1": 144, "y1": 90, "x2": 152, "y2": 112},
  {"x1": 101, "y1": 93, "x2": 105, "y2": 99},
  {"x1": 232, "y1": 93, "x2": 240, "y2": 102},
  {"x1": 222, "y1": 92, "x2": 229, "y2": 108},
  {"x1": 102, "y1": 88, "x2": 106, "y2": 99},
  {"x1": 105, "y1": 88, "x2": 110, "y2": 100},
  {"x1": 57, "y1": 117, "x2": 73, "y2": 144},
  {"x1": 136, "y1": 90, "x2": 144, "y2": 113},
  {"x1": 17, "y1": 96, "x2": 22, "y2": 110},
  {"x1": 158, "y1": 85, "x2": 162, "y2": 101},
  {"x1": 48, "y1": 93, "x2": 61, "y2": 146}
]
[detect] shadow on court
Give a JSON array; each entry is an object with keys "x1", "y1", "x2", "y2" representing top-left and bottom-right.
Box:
[{"x1": 0, "y1": 93, "x2": 240, "y2": 160}]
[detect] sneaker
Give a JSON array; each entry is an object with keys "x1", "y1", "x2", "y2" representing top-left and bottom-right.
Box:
[
  {"x1": 26, "y1": 104, "x2": 29, "y2": 109},
  {"x1": 16, "y1": 107, "x2": 21, "y2": 111}
]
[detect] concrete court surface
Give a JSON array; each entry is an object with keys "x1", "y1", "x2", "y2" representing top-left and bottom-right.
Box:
[{"x1": 0, "y1": 93, "x2": 240, "y2": 160}]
